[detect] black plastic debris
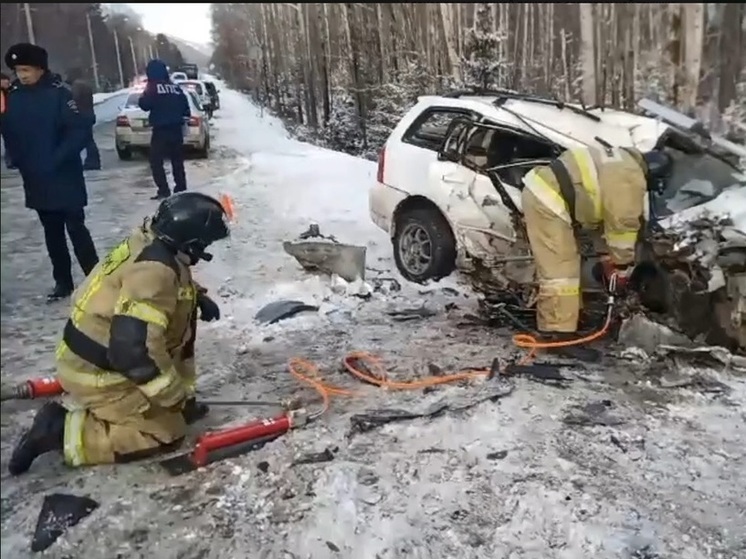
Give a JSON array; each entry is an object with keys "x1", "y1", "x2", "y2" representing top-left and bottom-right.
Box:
[
  {"x1": 486, "y1": 450, "x2": 509, "y2": 460},
  {"x1": 503, "y1": 363, "x2": 571, "y2": 384},
  {"x1": 562, "y1": 400, "x2": 625, "y2": 427},
  {"x1": 347, "y1": 384, "x2": 514, "y2": 437},
  {"x1": 31, "y1": 493, "x2": 99, "y2": 552},
  {"x1": 255, "y1": 300, "x2": 319, "y2": 325},
  {"x1": 292, "y1": 446, "x2": 337, "y2": 466},
  {"x1": 386, "y1": 306, "x2": 437, "y2": 322}
]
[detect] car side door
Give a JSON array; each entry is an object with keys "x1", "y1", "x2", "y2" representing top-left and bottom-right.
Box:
[
  {"x1": 384, "y1": 106, "x2": 477, "y2": 201},
  {"x1": 432, "y1": 120, "x2": 517, "y2": 246}
]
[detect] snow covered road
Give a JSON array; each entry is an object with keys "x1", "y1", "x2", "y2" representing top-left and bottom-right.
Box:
[{"x1": 1, "y1": 87, "x2": 745, "y2": 559}]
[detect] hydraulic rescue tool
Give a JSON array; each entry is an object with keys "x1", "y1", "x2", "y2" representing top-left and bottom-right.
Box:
[
  {"x1": 0, "y1": 377, "x2": 62, "y2": 401},
  {"x1": 159, "y1": 407, "x2": 310, "y2": 475},
  {"x1": 1, "y1": 375, "x2": 315, "y2": 475}
]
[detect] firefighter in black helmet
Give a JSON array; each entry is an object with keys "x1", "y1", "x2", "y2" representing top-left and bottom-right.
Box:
[{"x1": 10, "y1": 192, "x2": 230, "y2": 475}]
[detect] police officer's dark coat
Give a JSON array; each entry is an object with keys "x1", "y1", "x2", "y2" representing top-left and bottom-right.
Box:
[
  {"x1": 1, "y1": 73, "x2": 92, "y2": 211},
  {"x1": 139, "y1": 59, "x2": 190, "y2": 134}
]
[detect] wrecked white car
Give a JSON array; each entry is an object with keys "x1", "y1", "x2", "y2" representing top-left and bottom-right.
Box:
[{"x1": 370, "y1": 92, "x2": 746, "y2": 351}]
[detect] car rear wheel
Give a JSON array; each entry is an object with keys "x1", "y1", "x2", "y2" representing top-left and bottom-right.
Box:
[
  {"x1": 196, "y1": 134, "x2": 210, "y2": 159},
  {"x1": 393, "y1": 207, "x2": 456, "y2": 283},
  {"x1": 116, "y1": 145, "x2": 132, "y2": 161}
]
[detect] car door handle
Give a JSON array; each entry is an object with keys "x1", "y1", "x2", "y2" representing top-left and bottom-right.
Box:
[{"x1": 441, "y1": 174, "x2": 463, "y2": 184}]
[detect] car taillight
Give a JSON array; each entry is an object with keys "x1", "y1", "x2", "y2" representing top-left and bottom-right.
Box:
[
  {"x1": 377, "y1": 146, "x2": 386, "y2": 183},
  {"x1": 116, "y1": 116, "x2": 130, "y2": 127},
  {"x1": 188, "y1": 116, "x2": 200, "y2": 127}
]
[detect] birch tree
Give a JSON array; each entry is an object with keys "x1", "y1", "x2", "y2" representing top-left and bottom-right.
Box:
[{"x1": 209, "y1": 3, "x2": 746, "y2": 157}]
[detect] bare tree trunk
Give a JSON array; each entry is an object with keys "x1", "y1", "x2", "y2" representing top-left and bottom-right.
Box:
[
  {"x1": 560, "y1": 27, "x2": 571, "y2": 101},
  {"x1": 438, "y1": 3, "x2": 460, "y2": 82},
  {"x1": 667, "y1": 3, "x2": 684, "y2": 106},
  {"x1": 579, "y1": 3, "x2": 597, "y2": 105},
  {"x1": 681, "y1": 3, "x2": 705, "y2": 112}
]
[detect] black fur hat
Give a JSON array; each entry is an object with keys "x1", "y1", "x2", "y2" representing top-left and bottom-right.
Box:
[{"x1": 5, "y1": 43, "x2": 48, "y2": 71}]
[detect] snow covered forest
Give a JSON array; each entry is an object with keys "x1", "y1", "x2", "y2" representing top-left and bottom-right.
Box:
[
  {"x1": 210, "y1": 3, "x2": 746, "y2": 159},
  {"x1": 0, "y1": 3, "x2": 185, "y2": 92}
]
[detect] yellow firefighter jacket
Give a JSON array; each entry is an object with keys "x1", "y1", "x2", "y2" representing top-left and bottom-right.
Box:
[
  {"x1": 522, "y1": 146, "x2": 648, "y2": 266},
  {"x1": 55, "y1": 220, "x2": 198, "y2": 407}
]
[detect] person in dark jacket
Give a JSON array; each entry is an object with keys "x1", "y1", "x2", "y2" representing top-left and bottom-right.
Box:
[
  {"x1": 1, "y1": 71, "x2": 16, "y2": 169},
  {"x1": 2, "y1": 43, "x2": 99, "y2": 301},
  {"x1": 67, "y1": 76, "x2": 100, "y2": 170},
  {"x1": 139, "y1": 59, "x2": 191, "y2": 200}
]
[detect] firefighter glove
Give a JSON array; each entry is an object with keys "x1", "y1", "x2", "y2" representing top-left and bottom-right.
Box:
[
  {"x1": 196, "y1": 292, "x2": 220, "y2": 322},
  {"x1": 138, "y1": 368, "x2": 188, "y2": 409},
  {"x1": 592, "y1": 260, "x2": 633, "y2": 292}
]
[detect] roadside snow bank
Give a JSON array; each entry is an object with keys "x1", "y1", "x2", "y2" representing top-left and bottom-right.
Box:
[
  {"x1": 204, "y1": 88, "x2": 391, "y2": 317},
  {"x1": 92, "y1": 88, "x2": 129, "y2": 105},
  {"x1": 93, "y1": 89, "x2": 129, "y2": 125}
]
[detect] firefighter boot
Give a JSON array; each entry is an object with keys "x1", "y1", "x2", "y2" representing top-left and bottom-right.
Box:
[
  {"x1": 8, "y1": 402, "x2": 66, "y2": 475},
  {"x1": 182, "y1": 397, "x2": 210, "y2": 425},
  {"x1": 541, "y1": 332, "x2": 601, "y2": 363}
]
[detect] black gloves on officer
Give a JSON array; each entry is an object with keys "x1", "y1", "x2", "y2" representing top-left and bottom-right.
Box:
[{"x1": 196, "y1": 292, "x2": 220, "y2": 322}]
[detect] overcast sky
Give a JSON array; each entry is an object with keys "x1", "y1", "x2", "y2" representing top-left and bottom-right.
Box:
[{"x1": 125, "y1": 3, "x2": 212, "y2": 45}]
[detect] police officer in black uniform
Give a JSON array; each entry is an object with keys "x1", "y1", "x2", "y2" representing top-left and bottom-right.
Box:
[
  {"x1": 1, "y1": 43, "x2": 99, "y2": 301},
  {"x1": 139, "y1": 59, "x2": 191, "y2": 200}
]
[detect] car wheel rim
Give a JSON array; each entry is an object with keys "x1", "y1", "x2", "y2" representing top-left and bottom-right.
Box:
[{"x1": 399, "y1": 223, "x2": 432, "y2": 275}]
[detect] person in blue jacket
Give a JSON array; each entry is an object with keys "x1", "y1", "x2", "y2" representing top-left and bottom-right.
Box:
[
  {"x1": 2, "y1": 43, "x2": 99, "y2": 302},
  {"x1": 139, "y1": 59, "x2": 191, "y2": 200}
]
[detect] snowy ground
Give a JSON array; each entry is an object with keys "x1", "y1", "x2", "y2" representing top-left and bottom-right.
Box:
[
  {"x1": 1, "y1": 87, "x2": 745, "y2": 559},
  {"x1": 92, "y1": 88, "x2": 130, "y2": 106}
]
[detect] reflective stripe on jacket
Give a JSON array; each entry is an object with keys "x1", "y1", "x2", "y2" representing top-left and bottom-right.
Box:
[
  {"x1": 56, "y1": 222, "x2": 197, "y2": 393},
  {"x1": 522, "y1": 146, "x2": 647, "y2": 266}
]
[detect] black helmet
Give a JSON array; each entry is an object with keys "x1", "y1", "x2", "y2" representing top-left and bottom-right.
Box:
[
  {"x1": 151, "y1": 192, "x2": 230, "y2": 264},
  {"x1": 642, "y1": 150, "x2": 673, "y2": 192}
]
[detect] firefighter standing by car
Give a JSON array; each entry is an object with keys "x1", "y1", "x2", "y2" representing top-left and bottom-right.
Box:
[
  {"x1": 8, "y1": 192, "x2": 229, "y2": 475},
  {"x1": 521, "y1": 145, "x2": 673, "y2": 361},
  {"x1": 139, "y1": 59, "x2": 191, "y2": 200}
]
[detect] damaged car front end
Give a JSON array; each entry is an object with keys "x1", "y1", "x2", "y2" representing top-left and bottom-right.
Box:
[
  {"x1": 441, "y1": 100, "x2": 746, "y2": 352},
  {"x1": 610, "y1": 100, "x2": 746, "y2": 352}
]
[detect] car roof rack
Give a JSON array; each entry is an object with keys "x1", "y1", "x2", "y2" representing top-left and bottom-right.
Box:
[
  {"x1": 442, "y1": 88, "x2": 600, "y2": 121},
  {"x1": 442, "y1": 88, "x2": 522, "y2": 98}
]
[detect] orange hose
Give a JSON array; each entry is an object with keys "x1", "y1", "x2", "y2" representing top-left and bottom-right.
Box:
[
  {"x1": 286, "y1": 303, "x2": 613, "y2": 420},
  {"x1": 512, "y1": 305, "x2": 614, "y2": 363}
]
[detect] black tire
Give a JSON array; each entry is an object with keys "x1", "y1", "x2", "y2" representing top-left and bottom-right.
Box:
[
  {"x1": 116, "y1": 145, "x2": 132, "y2": 161},
  {"x1": 196, "y1": 134, "x2": 210, "y2": 159},
  {"x1": 393, "y1": 206, "x2": 456, "y2": 283}
]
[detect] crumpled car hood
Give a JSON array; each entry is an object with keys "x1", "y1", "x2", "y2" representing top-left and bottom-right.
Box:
[
  {"x1": 655, "y1": 186, "x2": 746, "y2": 290},
  {"x1": 658, "y1": 186, "x2": 746, "y2": 241}
]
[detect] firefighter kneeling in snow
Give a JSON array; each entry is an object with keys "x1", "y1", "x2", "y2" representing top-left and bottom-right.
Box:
[
  {"x1": 9, "y1": 192, "x2": 229, "y2": 475},
  {"x1": 521, "y1": 145, "x2": 672, "y2": 361}
]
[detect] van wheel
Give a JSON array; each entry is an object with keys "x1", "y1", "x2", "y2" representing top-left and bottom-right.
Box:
[
  {"x1": 393, "y1": 207, "x2": 456, "y2": 283},
  {"x1": 116, "y1": 145, "x2": 132, "y2": 161}
]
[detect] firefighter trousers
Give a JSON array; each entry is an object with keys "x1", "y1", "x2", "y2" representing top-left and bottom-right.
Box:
[
  {"x1": 58, "y1": 311, "x2": 198, "y2": 466},
  {"x1": 522, "y1": 188, "x2": 582, "y2": 333},
  {"x1": 58, "y1": 368, "x2": 188, "y2": 466}
]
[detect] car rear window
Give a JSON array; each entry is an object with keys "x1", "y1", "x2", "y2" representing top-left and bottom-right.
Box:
[
  {"x1": 125, "y1": 92, "x2": 141, "y2": 108},
  {"x1": 186, "y1": 91, "x2": 200, "y2": 110},
  {"x1": 402, "y1": 108, "x2": 473, "y2": 151},
  {"x1": 184, "y1": 82, "x2": 203, "y2": 95}
]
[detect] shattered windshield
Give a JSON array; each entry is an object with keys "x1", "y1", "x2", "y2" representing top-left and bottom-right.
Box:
[{"x1": 654, "y1": 149, "x2": 746, "y2": 215}]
